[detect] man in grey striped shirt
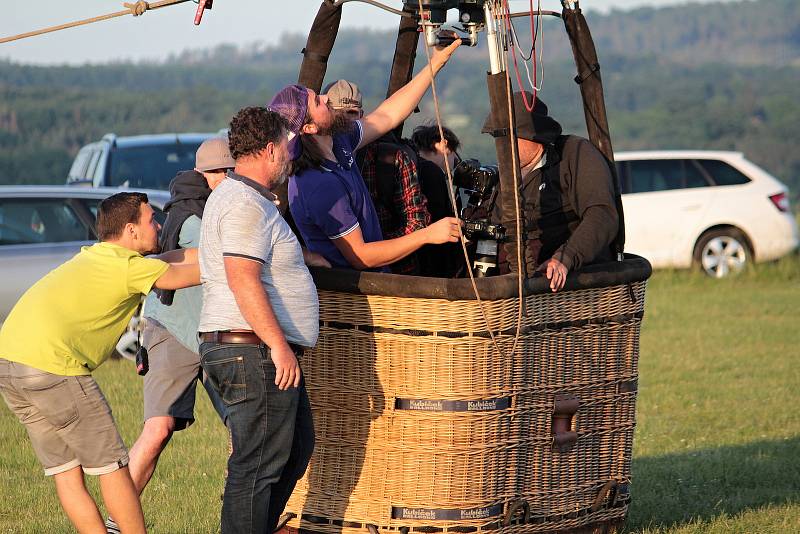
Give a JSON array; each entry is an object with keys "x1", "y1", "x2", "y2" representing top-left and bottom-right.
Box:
[{"x1": 198, "y1": 107, "x2": 319, "y2": 534}]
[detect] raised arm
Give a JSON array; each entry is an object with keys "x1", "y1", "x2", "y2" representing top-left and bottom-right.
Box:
[{"x1": 358, "y1": 39, "x2": 460, "y2": 149}]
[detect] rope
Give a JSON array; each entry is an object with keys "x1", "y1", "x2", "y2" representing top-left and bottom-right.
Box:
[
  {"x1": 416, "y1": 0, "x2": 525, "y2": 360},
  {"x1": 0, "y1": 0, "x2": 193, "y2": 45},
  {"x1": 497, "y1": 1, "x2": 526, "y2": 357},
  {"x1": 334, "y1": 0, "x2": 415, "y2": 18}
]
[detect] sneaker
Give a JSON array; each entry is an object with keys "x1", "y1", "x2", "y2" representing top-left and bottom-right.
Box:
[{"x1": 105, "y1": 517, "x2": 121, "y2": 534}]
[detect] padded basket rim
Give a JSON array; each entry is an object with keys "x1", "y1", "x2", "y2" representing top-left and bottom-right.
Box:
[{"x1": 310, "y1": 254, "x2": 652, "y2": 301}]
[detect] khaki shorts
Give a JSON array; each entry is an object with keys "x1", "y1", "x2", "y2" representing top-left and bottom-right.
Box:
[
  {"x1": 0, "y1": 358, "x2": 128, "y2": 476},
  {"x1": 142, "y1": 319, "x2": 226, "y2": 429}
]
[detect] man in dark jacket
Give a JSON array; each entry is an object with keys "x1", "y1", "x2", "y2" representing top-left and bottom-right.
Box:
[{"x1": 483, "y1": 92, "x2": 619, "y2": 291}]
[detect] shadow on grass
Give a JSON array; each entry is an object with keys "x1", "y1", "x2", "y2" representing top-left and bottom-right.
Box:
[{"x1": 625, "y1": 436, "x2": 800, "y2": 532}]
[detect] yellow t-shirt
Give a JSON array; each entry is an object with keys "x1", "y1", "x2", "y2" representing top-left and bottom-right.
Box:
[{"x1": 0, "y1": 242, "x2": 169, "y2": 375}]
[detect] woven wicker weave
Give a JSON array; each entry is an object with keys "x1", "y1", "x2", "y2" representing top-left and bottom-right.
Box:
[{"x1": 285, "y1": 259, "x2": 649, "y2": 534}]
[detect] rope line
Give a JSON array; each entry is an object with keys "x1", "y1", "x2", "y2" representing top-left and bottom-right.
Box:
[
  {"x1": 493, "y1": 0, "x2": 526, "y2": 357},
  {"x1": 0, "y1": 0, "x2": 192, "y2": 45},
  {"x1": 417, "y1": 0, "x2": 525, "y2": 359}
]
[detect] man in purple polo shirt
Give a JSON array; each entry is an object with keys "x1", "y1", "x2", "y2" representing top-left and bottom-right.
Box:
[{"x1": 269, "y1": 39, "x2": 463, "y2": 271}]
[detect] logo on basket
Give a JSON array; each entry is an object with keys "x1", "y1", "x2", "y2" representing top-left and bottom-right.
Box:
[
  {"x1": 400, "y1": 509, "x2": 437, "y2": 520},
  {"x1": 461, "y1": 508, "x2": 492, "y2": 520},
  {"x1": 408, "y1": 399, "x2": 444, "y2": 411},
  {"x1": 467, "y1": 400, "x2": 499, "y2": 411}
]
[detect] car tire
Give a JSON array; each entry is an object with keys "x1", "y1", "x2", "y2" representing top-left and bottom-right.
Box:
[{"x1": 693, "y1": 228, "x2": 751, "y2": 278}]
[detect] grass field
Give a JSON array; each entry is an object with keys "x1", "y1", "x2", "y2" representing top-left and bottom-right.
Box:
[{"x1": 1, "y1": 256, "x2": 798, "y2": 533}]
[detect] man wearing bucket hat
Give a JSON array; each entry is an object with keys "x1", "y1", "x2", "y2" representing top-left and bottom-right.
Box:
[
  {"x1": 269, "y1": 39, "x2": 463, "y2": 271},
  {"x1": 103, "y1": 138, "x2": 236, "y2": 533},
  {"x1": 483, "y1": 92, "x2": 619, "y2": 291}
]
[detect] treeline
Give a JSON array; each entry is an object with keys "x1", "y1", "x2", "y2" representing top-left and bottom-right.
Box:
[{"x1": 0, "y1": 0, "x2": 799, "y2": 202}]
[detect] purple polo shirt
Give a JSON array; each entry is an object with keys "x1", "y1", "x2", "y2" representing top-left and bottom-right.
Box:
[{"x1": 288, "y1": 121, "x2": 385, "y2": 270}]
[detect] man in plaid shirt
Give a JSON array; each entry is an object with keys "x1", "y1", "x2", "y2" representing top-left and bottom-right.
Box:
[{"x1": 325, "y1": 80, "x2": 431, "y2": 274}]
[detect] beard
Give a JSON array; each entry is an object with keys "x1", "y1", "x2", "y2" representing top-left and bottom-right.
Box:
[
  {"x1": 273, "y1": 170, "x2": 288, "y2": 188},
  {"x1": 316, "y1": 111, "x2": 353, "y2": 137},
  {"x1": 268, "y1": 159, "x2": 291, "y2": 190}
]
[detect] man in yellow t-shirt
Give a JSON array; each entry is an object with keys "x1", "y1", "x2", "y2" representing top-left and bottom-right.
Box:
[{"x1": 0, "y1": 192, "x2": 200, "y2": 534}]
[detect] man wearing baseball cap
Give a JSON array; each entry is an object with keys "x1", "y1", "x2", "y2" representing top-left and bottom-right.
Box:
[
  {"x1": 324, "y1": 79, "x2": 364, "y2": 120},
  {"x1": 269, "y1": 39, "x2": 463, "y2": 271},
  {"x1": 107, "y1": 138, "x2": 236, "y2": 533},
  {"x1": 482, "y1": 92, "x2": 619, "y2": 291}
]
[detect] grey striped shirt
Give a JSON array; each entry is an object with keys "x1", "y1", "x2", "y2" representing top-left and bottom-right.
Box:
[{"x1": 198, "y1": 176, "x2": 319, "y2": 347}]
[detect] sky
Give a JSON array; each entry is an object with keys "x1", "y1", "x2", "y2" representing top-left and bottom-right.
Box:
[{"x1": 1, "y1": 0, "x2": 735, "y2": 65}]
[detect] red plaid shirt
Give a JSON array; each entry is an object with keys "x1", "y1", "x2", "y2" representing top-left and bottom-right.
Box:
[{"x1": 359, "y1": 144, "x2": 431, "y2": 274}]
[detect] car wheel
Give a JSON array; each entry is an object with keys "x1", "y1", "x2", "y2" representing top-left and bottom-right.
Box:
[{"x1": 694, "y1": 228, "x2": 750, "y2": 278}]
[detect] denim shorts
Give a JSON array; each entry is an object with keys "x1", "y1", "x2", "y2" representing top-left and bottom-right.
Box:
[{"x1": 0, "y1": 358, "x2": 128, "y2": 476}]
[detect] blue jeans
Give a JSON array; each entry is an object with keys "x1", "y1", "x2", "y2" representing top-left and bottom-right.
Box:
[{"x1": 199, "y1": 342, "x2": 314, "y2": 534}]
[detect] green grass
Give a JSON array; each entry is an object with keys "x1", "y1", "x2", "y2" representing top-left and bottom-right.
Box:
[{"x1": 1, "y1": 256, "x2": 799, "y2": 533}]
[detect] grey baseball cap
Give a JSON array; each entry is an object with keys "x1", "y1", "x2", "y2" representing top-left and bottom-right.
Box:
[
  {"x1": 195, "y1": 137, "x2": 235, "y2": 172},
  {"x1": 323, "y1": 79, "x2": 363, "y2": 110}
]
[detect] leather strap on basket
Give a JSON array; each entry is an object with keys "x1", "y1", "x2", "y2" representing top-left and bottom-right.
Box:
[
  {"x1": 294, "y1": 498, "x2": 628, "y2": 534},
  {"x1": 503, "y1": 500, "x2": 530, "y2": 526},
  {"x1": 392, "y1": 504, "x2": 504, "y2": 521},
  {"x1": 275, "y1": 512, "x2": 296, "y2": 531},
  {"x1": 552, "y1": 393, "x2": 580, "y2": 452},
  {"x1": 395, "y1": 397, "x2": 511, "y2": 412},
  {"x1": 591, "y1": 480, "x2": 619, "y2": 512}
]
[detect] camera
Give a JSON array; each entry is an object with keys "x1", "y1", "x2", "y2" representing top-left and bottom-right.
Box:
[
  {"x1": 453, "y1": 159, "x2": 504, "y2": 240},
  {"x1": 452, "y1": 158, "x2": 505, "y2": 276}
]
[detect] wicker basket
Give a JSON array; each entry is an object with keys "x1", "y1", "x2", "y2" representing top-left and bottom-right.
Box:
[{"x1": 285, "y1": 256, "x2": 651, "y2": 534}]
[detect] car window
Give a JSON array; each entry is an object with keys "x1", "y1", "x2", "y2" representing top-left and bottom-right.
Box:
[
  {"x1": 68, "y1": 149, "x2": 92, "y2": 181},
  {"x1": 0, "y1": 199, "x2": 92, "y2": 245},
  {"x1": 628, "y1": 159, "x2": 711, "y2": 193},
  {"x1": 684, "y1": 160, "x2": 710, "y2": 188},
  {"x1": 629, "y1": 160, "x2": 682, "y2": 193},
  {"x1": 697, "y1": 159, "x2": 752, "y2": 186},
  {"x1": 107, "y1": 143, "x2": 203, "y2": 190},
  {"x1": 615, "y1": 162, "x2": 630, "y2": 194}
]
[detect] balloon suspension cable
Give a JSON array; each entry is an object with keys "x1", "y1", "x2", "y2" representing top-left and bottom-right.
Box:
[
  {"x1": 334, "y1": 0, "x2": 416, "y2": 18},
  {"x1": 417, "y1": 0, "x2": 525, "y2": 359},
  {"x1": 508, "y1": 0, "x2": 545, "y2": 92},
  {"x1": 493, "y1": 0, "x2": 526, "y2": 356},
  {"x1": 0, "y1": 0, "x2": 194, "y2": 45}
]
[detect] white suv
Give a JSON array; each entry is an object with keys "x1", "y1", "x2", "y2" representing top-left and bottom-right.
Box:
[{"x1": 615, "y1": 151, "x2": 798, "y2": 277}]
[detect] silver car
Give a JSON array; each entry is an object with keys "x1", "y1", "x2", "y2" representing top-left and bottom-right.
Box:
[{"x1": 0, "y1": 186, "x2": 170, "y2": 327}]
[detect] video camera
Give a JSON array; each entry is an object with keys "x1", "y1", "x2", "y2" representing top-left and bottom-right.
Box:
[{"x1": 452, "y1": 158, "x2": 505, "y2": 276}]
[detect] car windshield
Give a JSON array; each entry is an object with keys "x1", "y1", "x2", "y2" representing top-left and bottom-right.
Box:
[{"x1": 107, "y1": 142, "x2": 203, "y2": 190}]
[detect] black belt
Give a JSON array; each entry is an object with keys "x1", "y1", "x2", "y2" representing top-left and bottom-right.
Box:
[{"x1": 200, "y1": 331, "x2": 307, "y2": 355}]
